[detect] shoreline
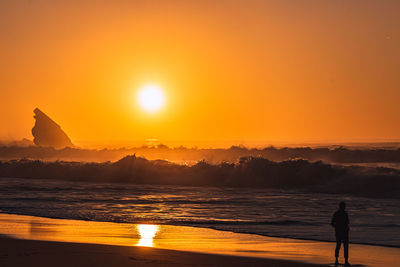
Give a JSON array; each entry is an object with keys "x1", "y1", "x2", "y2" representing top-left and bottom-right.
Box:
[
  {"x1": 2, "y1": 210, "x2": 399, "y2": 249},
  {"x1": 1, "y1": 213, "x2": 399, "y2": 266}
]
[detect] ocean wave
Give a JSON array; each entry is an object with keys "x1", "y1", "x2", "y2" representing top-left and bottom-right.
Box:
[{"x1": 1, "y1": 156, "x2": 400, "y2": 198}]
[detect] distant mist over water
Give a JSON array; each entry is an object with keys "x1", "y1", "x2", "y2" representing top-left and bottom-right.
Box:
[{"x1": 1, "y1": 143, "x2": 400, "y2": 164}]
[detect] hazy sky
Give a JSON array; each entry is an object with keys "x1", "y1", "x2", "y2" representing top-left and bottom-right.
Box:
[{"x1": 1, "y1": 0, "x2": 399, "y2": 147}]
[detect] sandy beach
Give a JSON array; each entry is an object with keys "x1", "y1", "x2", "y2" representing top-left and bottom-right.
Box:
[{"x1": 0, "y1": 236, "x2": 327, "y2": 267}]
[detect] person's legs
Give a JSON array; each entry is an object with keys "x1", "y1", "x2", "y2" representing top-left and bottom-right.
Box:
[
  {"x1": 335, "y1": 240, "x2": 341, "y2": 264},
  {"x1": 344, "y1": 239, "x2": 349, "y2": 265}
]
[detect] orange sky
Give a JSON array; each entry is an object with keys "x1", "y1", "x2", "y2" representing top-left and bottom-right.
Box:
[{"x1": 1, "y1": 0, "x2": 399, "y2": 148}]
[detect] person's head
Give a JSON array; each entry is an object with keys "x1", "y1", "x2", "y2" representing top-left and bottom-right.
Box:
[{"x1": 339, "y1": 201, "x2": 346, "y2": 210}]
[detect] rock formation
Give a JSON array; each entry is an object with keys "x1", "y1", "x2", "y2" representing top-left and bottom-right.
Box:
[{"x1": 32, "y1": 108, "x2": 73, "y2": 149}]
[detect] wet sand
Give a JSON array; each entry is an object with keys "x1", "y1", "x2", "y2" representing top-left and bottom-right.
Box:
[
  {"x1": 0, "y1": 213, "x2": 399, "y2": 267},
  {"x1": 0, "y1": 236, "x2": 325, "y2": 267}
]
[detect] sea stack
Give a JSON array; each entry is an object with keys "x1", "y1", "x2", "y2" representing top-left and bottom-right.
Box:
[{"x1": 32, "y1": 108, "x2": 73, "y2": 149}]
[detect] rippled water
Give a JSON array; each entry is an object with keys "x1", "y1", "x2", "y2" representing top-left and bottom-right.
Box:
[{"x1": 0, "y1": 177, "x2": 399, "y2": 247}]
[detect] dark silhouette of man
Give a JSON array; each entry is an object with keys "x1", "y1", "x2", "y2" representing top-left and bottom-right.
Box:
[{"x1": 331, "y1": 201, "x2": 350, "y2": 266}]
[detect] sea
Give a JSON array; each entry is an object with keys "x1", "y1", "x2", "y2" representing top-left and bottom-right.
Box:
[{"x1": 0, "y1": 177, "x2": 399, "y2": 247}]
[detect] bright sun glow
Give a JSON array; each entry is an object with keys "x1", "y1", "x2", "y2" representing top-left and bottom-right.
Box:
[
  {"x1": 136, "y1": 224, "x2": 159, "y2": 247},
  {"x1": 137, "y1": 85, "x2": 165, "y2": 113}
]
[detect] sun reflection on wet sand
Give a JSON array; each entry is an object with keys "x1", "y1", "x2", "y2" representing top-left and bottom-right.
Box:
[{"x1": 136, "y1": 224, "x2": 159, "y2": 247}]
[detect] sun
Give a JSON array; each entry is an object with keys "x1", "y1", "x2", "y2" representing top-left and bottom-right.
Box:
[{"x1": 137, "y1": 85, "x2": 165, "y2": 113}]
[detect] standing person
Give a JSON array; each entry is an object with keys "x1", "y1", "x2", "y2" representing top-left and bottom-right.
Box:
[{"x1": 331, "y1": 201, "x2": 350, "y2": 266}]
